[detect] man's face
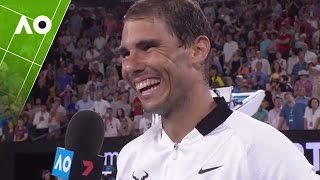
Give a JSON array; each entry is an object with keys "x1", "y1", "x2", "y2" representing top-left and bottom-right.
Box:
[
  {"x1": 284, "y1": 94, "x2": 294, "y2": 104},
  {"x1": 82, "y1": 93, "x2": 88, "y2": 101},
  {"x1": 120, "y1": 19, "x2": 196, "y2": 114},
  {"x1": 41, "y1": 105, "x2": 47, "y2": 112},
  {"x1": 297, "y1": 87, "x2": 306, "y2": 96},
  {"x1": 273, "y1": 98, "x2": 282, "y2": 107}
]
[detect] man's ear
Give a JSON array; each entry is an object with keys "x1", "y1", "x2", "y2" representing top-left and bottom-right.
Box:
[{"x1": 191, "y1": 35, "x2": 211, "y2": 65}]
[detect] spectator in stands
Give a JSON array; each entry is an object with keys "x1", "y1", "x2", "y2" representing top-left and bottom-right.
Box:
[
  {"x1": 252, "y1": 102, "x2": 269, "y2": 122},
  {"x1": 286, "y1": 48, "x2": 299, "y2": 75},
  {"x1": 53, "y1": 98, "x2": 67, "y2": 122},
  {"x1": 22, "y1": 114, "x2": 34, "y2": 137},
  {"x1": 304, "y1": 97, "x2": 320, "y2": 130},
  {"x1": 223, "y1": 33, "x2": 238, "y2": 72},
  {"x1": 271, "y1": 61, "x2": 287, "y2": 81},
  {"x1": 57, "y1": 67, "x2": 73, "y2": 95},
  {"x1": 33, "y1": 98, "x2": 42, "y2": 114},
  {"x1": 84, "y1": 73, "x2": 103, "y2": 97},
  {"x1": 271, "y1": 0, "x2": 283, "y2": 19},
  {"x1": 131, "y1": 95, "x2": 143, "y2": 136},
  {"x1": 1, "y1": 121, "x2": 15, "y2": 143},
  {"x1": 85, "y1": 45, "x2": 103, "y2": 73},
  {"x1": 232, "y1": 75, "x2": 243, "y2": 93},
  {"x1": 13, "y1": 119, "x2": 28, "y2": 142},
  {"x1": 294, "y1": 70, "x2": 313, "y2": 97},
  {"x1": 248, "y1": 61, "x2": 268, "y2": 89},
  {"x1": 309, "y1": 58, "x2": 320, "y2": 99},
  {"x1": 303, "y1": 43, "x2": 317, "y2": 64},
  {"x1": 238, "y1": 58, "x2": 251, "y2": 78},
  {"x1": 94, "y1": 30, "x2": 107, "y2": 52},
  {"x1": 68, "y1": 10, "x2": 82, "y2": 36},
  {"x1": 292, "y1": 50, "x2": 308, "y2": 82},
  {"x1": 268, "y1": 75, "x2": 282, "y2": 99},
  {"x1": 23, "y1": 103, "x2": 35, "y2": 123},
  {"x1": 267, "y1": 96, "x2": 286, "y2": 130},
  {"x1": 260, "y1": 32, "x2": 272, "y2": 59},
  {"x1": 251, "y1": 51, "x2": 271, "y2": 76},
  {"x1": 75, "y1": 92, "x2": 93, "y2": 111},
  {"x1": 33, "y1": 104, "x2": 50, "y2": 137},
  {"x1": 116, "y1": 80, "x2": 129, "y2": 95},
  {"x1": 228, "y1": 50, "x2": 243, "y2": 80},
  {"x1": 104, "y1": 108, "x2": 121, "y2": 137},
  {"x1": 116, "y1": 108, "x2": 133, "y2": 136},
  {"x1": 278, "y1": 92, "x2": 306, "y2": 130},
  {"x1": 250, "y1": 74, "x2": 264, "y2": 91},
  {"x1": 91, "y1": 91, "x2": 111, "y2": 117},
  {"x1": 47, "y1": 103, "x2": 61, "y2": 140},
  {"x1": 208, "y1": 65, "x2": 224, "y2": 88},
  {"x1": 139, "y1": 112, "x2": 152, "y2": 135},
  {"x1": 294, "y1": 85, "x2": 310, "y2": 106},
  {"x1": 91, "y1": 61, "x2": 104, "y2": 77},
  {"x1": 59, "y1": 84, "x2": 77, "y2": 109},
  {"x1": 276, "y1": 25, "x2": 291, "y2": 59},
  {"x1": 103, "y1": 13, "x2": 118, "y2": 36},
  {"x1": 208, "y1": 48, "x2": 223, "y2": 74},
  {"x1": 75, "y1": 60, "x2": 90, "y2": 96},
  {"x1": 274, "y1": 52, "x2": 287, "y2": 72},
  {"x1": 240, "y1": 79, "x2": 251, "y2": 93},
  {"x1": 66, "y1": 95, "x2": 77, "y2": 118},
  {"x1": 111, "y1": 92, "x2": 131, "y2": 117},
  {"x1": 267, "y1": 33, "x2": 278, "y2": 64}
]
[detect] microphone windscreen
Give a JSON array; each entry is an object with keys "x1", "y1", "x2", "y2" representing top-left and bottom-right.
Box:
[{"x1": 65, "y1": 110, "x2": 105, "y2": 156}]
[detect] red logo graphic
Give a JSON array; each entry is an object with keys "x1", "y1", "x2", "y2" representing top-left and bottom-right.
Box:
[{"x1": 82, "y1": 160, "x2": 94, "y2": 176}]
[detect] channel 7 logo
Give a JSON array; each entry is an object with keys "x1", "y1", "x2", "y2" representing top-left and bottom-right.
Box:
[{"x1": 0, "y1": 0, "x2": 70, "y2": 119}]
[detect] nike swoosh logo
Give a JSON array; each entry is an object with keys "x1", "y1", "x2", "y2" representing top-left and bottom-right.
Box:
[{"x1": 198, "y1": 165, "x2": 223, "y2": 174}]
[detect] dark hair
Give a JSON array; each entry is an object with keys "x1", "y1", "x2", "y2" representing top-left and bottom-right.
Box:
[
  {"x1": 116, "y1": 108, "x2": 125, "y2": 119},
  {"x1": 124, "y1": 0, "x2": 211, "y2": 48},
  {"x1": 308, "y1": 98, "x2": 320, "y2": 108},
  {"x1": 271, "y1": 61, "x2": 282, "y2": 74},
  {"x1": 284, "y1": 92, "x2": 293, "y2": 98},
  {"x1": 124, "y1": 0, "x2": 211, "y2": 83}
]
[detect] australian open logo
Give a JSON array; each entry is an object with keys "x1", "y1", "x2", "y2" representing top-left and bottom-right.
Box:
[{"x1": 132, "y1": 170, "x2": 149, "y2": 180}]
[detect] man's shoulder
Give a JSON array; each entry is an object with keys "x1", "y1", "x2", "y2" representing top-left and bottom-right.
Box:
[
  {"x1": 225, "y1": 111, "x2": 316, "y2": 176},
  {"x1": 224, "y1": 111, "x2": 290, "y2": 146}
]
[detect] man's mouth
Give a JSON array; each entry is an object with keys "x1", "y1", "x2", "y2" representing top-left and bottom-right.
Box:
[{"x1": 135, "y1": 78, "x2": 161, "y2": 95}]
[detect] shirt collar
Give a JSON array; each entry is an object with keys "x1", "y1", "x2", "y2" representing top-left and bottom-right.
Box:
[{"x1": 195, "y1": 97, "x2": 233, "y2": 136}]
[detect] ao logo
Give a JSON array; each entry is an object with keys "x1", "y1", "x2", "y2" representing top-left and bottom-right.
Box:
[
  {"x1": 14, "y1": 15, "x2": 52, "y2": 34},
  {"x1": 54, "y1": 154, "x2": 72, "y2": 172},
  {"x1": 52, "y1": 147, "x2": 74, "y2": 179}
]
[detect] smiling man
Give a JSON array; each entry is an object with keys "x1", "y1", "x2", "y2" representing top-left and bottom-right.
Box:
[{"x1": 116, "y1": 0, "x2": 319, "y2": 180}]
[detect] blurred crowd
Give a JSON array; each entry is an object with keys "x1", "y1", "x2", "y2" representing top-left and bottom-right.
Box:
[{"x1": 1, "y1": 0, "x2": 320, "y2": 144}]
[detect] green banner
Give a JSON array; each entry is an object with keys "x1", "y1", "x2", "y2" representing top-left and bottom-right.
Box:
[{"x1": 0, "y1": 0, "x2": 71, "y2": 120}]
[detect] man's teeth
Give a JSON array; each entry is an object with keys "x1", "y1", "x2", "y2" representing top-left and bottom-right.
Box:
[{"x1": 135, "y1": 79, "x2": 160, "y2": 90}]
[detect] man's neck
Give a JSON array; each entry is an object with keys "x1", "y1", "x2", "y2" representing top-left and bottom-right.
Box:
[{"x1": 162, "y1": 85, "x2": 215, "y2": 143}]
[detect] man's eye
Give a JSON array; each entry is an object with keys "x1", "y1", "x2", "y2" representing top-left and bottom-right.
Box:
[{"x1": 142, "y1": 44, "x2": 154, "y2": 52}]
